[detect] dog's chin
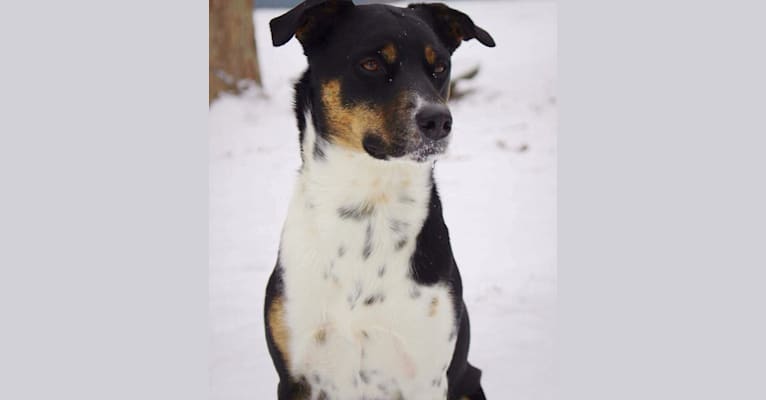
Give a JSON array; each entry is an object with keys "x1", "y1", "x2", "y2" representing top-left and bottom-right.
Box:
[
  {"x1": 407, "y1": 137, "x2": 450, "y2": 163},
  {"x1": 361, "y1": 133, "x2": 450, "y2": 163}
]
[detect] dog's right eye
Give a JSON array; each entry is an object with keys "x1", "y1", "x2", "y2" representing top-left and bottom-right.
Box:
[{"x1": 360, "y1": 59, "x2": 380, "y2": 72}]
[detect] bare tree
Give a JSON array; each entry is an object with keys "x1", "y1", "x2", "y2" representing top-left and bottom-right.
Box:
[{"x1": 210, "y1": 0, "x2": 263, "y2": 103}]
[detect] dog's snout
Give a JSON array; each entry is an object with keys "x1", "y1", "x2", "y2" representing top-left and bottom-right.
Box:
[{"x1": 416, "y1": 104, "x2": 452, "y2": 140}]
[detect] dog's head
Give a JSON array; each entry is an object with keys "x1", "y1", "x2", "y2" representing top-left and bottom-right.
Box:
[{"x1": 271, "y1": 0, "x2": 495, "y2": 162}]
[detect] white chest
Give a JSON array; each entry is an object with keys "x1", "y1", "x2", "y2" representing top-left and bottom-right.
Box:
[{"x1": 278, "y1": 144, "x2": 458, "y2": 399}]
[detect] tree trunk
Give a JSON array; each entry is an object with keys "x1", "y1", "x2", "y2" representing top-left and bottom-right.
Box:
[{"x1": 209, "y1": 0, "x2": 262, "y2": 103}]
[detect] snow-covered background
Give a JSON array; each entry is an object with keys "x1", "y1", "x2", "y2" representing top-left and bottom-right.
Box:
[{"x1": 210, "y1": 1, "x2": 556, "y2": 399}]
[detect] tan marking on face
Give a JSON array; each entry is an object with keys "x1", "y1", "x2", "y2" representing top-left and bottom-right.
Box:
[
  {"x1": 321, "y1": 80, "x2": 388, "y2": 151},
  {"x1": 268, "y1": 296, "x2": 290, "y2": 367},
  {"x1": 428, "y1": 296, "x2": 439, "y2": 317},
  {"x1": 425, "y1": 45, "x2": 437, "y2": 65},
  {"x1": 381, "y1": 42, "x2": 397, "y2": 64}
]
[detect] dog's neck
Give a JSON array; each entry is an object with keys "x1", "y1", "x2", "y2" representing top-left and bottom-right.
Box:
[{"x1": 295, "y1": 113, "x2": 434, "y2": 217}]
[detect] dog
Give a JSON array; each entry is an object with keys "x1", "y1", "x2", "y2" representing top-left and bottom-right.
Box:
[{"x1": 264, "y1": 1, "x2": 495, "y2": 399}]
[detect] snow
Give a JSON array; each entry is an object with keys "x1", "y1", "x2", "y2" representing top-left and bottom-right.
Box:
[{"x1": 209, "y1": 1, "x2": 557, "y2": 399}]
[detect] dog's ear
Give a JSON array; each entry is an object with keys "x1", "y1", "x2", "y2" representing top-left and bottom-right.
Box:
[
  {"x1": 408, "y1": 3, "x2": 495, "y2": 53},
  {"x1": 270, "y1": 0, "x2": 355, "y2": 47}
]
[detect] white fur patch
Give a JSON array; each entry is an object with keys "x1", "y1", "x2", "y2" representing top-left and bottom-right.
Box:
[{"x1": 278, "y1": 118, "x2": 457, "y2": 399}]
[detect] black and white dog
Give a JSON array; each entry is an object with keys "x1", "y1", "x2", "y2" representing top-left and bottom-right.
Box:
[{"x1": 264, "y1": 1, "x2": 495, "y2": 398}]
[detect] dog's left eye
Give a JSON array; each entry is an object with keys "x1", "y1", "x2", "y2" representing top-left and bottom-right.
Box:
[
  {"x1": 434, "y1": 62, "x2": 447, "y2": 74},
  {"x1": 360, "y1": 59, "x2": 380, "y2": 72}
]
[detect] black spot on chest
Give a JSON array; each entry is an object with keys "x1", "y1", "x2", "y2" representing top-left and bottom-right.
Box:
[
  {"x1": 362, "y1": 223, "x2": 374, "y2": 259},
  {"x1": 338, "y1": 203, "x2": 375, "y2": 220},
  {"x1": 363, "y1": 293, "x2": 385, "y2": 305}
]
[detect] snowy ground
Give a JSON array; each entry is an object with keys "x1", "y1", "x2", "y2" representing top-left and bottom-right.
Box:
[{"x1": 210, "y1": 1, "x2": 556, "y2": 399}]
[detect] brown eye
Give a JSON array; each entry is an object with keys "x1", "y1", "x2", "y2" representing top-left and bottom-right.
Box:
[
  {"x1": 361, "y1": 59, "x2": 380, "y2": 72},
  {"x1": 434, "y1": 62, "x2": 447, "y2": 74}
]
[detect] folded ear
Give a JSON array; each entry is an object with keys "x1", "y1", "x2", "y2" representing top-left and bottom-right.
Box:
[
  {"x1": 407, "y1": 3, "x2": 495, "y2": 53},
  {"x1": 270, "y1": 0, "x2": 355, "y2": 47}
]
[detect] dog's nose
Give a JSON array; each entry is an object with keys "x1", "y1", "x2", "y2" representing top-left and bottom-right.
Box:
[{"x1": 416, "y1": 104, "x2": 452, "y2": 140}]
